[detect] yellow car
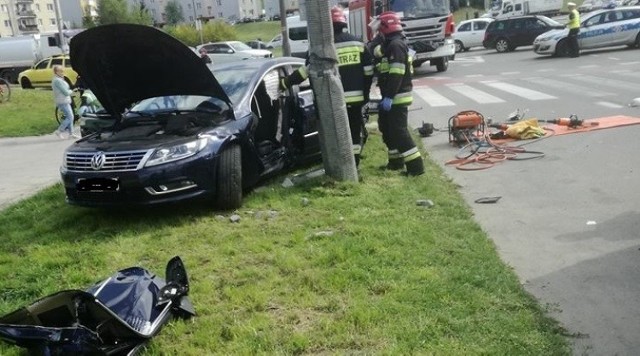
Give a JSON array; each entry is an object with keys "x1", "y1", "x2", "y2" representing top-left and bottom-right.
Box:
[{"x1": 18, "y1": 55, "x2": 78, "y2": 89}]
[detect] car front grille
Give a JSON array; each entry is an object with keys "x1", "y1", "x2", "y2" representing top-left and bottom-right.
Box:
[{"x1": 66, "y1": 150, "x2": 151, "y2": 172}]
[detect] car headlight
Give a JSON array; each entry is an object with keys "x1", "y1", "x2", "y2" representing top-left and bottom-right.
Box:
[{"x1": 145, "y1": 138, "x2": 208, "y2": 167}]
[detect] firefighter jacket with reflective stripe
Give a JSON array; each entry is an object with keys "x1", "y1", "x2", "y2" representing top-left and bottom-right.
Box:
[
  {"x1": 281, "y1": 30, "x2": 373, "y2": 104},
  {"x1": 334, "y1": 31, "x2": 374, "y2": 104},
  {"x1": 568, "y1": 9, "x2": 580, "y2": 30},
  {"x1": 377, "y1": 32, "x2": 413, "y2": 106}
]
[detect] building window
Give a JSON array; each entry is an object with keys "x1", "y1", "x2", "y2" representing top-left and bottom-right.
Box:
[
  {"x1": 207, "y1": 6, "x2": 212, "y2": 15},
  {"x1": 196, "y1": 3, "x2": 201, "y2": 9},
  {"x1": 36, "y1": 4, "x2": 40, "y2": 11},
  {"x1": 1, "y1": 4, "x2": 7, "y2": 12},
  {"x1": 4, "y1": 20, "x2": 10, "y2": 27},
  {"x1": 47, "y1": 3, "x2": 54, "y2": 11},
  {"x1": 189, "y1": 16, "x2": 193, "y2": 21},
  {"x1": 187, "y1": 3, "x2": 191, "y2": 9},
  {"x1": 218, "y1": 12, "x2": 223, "y2": 17},
  {"x1": 38, "y1": 19, "x2": 43, "y2": 25},
  {"x1": 50, "y1": 18, "x2": 56, "y2": 25}
]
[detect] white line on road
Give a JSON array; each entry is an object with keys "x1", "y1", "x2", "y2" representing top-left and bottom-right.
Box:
[
  {"x1": 480, "y1": 81, "x2": 556, "y2": 100},
  {"x1": 414, "y1": 87, "x2": 456, "y2": 107},
  {"x1": 536, "y1": 69, "x2": 555, "y2": 72},
  {"x1": 521, "y1": 77, "x2": 613, "y2": 97},
  {"x1": 621, "y1": 61, "x2": 640, "y2": 66},
  {"x1": 561, "y1": 74, "x2": 640, "y2": 92},
  {"x1": 500, "y1": 72, "x2": 520, "y2": 75},
  {"x1": 446, "y1": 83, "x2": 505, "y2": 104},
  {"x1": 578, "y1": 65, "x2": 599, "y2": 69},
  {"x1": 596, "y1": 101, "x2": 624, "y2": 109},
  {"x1": 465, "y1": 74, "x2": 484, "y2": 78}
]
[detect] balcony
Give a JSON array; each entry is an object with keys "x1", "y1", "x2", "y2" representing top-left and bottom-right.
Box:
[
  {"x1": 18, "y1": 24, "x2": 39, "y2": 33},
  {"x1": 16, "y1": 10, "x2": 36, "y2": 18},
  {"x1": 15, "y1": 0, "x2": 34, "y2": 4}
]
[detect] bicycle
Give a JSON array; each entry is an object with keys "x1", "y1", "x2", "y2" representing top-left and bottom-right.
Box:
[
  {"x1": 0, "y1": 77, "x2": 11, "y2": 103},
  {"x1": 54, "y1": 90, "x2": 81, "y2": 124}
]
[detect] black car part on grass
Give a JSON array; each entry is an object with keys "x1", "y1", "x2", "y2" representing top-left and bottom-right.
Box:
[{"x1": 0, "y1": 256, "x2": 195, "y2": 356}]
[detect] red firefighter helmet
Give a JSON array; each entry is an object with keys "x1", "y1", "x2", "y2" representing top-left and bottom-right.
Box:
[
  {"x1": 378, "y1": 11, "x2": 403, "y2": 35},
  {"x1": 331, "y1": 6, "x2": 347, "y2": 25}
]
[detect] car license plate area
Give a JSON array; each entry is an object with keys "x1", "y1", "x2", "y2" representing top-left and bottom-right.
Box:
[{"x1": 77, "y1": 178, "x2": 120, "y2": 192}]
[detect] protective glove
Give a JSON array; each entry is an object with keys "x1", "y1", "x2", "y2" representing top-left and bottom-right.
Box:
[{"x1": 379, "y1": 97, "x2": 393, "y2": 112}]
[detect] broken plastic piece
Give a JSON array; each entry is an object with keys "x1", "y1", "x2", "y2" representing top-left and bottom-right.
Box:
[{"x1": 474, "y1": 196, "x2": 501, "y2": 204}]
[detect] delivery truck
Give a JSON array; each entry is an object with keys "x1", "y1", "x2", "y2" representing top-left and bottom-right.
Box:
[{"x1": 491, "y1": 0, "x2": 563, "y2": 18}]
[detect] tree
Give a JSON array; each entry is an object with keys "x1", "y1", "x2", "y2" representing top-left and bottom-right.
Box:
[
  {"x1": 97, "y1": 0, "x2": 130, "y2": 24},
  {"x1": 165, "y1": 0, "x2": 184, "y2": 25},
  {"x1": 130, "y1": 0, "x2": 153, "y2": 25}
]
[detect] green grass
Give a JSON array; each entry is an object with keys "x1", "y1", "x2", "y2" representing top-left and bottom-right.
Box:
[
  {"x1": 0, "y1": 119, "x2": 570, "y2": 354},
  {"x1": 234, "y1": 21, "x2": 281, "y2": 43},
  {"x1": 0, "y1": 87, "x2": 58, "y2": 137}
]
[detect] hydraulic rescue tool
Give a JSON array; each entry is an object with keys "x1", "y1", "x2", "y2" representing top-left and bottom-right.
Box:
[
  {"x1": 542, "y1": 114, "x2": 599, "y2": 128},
  {"x1": 448, "y1": 110, "x2": 486, "y2": 144}
]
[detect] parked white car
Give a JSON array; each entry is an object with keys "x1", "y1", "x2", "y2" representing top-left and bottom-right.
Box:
[
  {"x1": 533, "y1": 6, "x2": 640, "y2": 56},
  {"x1": 453, "y1": 18, "x2": 494, "y2": 52},
  {"x1": 578, "y1": 0, "x2": 605, "y2": 13},
  {"x1": 196, "y1": 41, "x2": 273, "y2": 60}
]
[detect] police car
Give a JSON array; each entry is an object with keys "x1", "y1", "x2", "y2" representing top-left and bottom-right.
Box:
[{"x1": 533, "y1": 6, "x2": 640, "y2": 56}]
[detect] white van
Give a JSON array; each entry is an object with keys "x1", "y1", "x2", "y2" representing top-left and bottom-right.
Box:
[{"x1": 265, "y1": 16, "x2": 308, "y2": 57}]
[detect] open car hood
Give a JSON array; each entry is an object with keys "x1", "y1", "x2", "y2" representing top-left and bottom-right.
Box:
[{"x1": 70, "y1": 24, "x2": 231, "y2": 116}]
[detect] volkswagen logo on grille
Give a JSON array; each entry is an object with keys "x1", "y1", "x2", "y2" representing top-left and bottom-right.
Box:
[{"x1": 91, "y1": 152, "x2": 106, "y2": 170}]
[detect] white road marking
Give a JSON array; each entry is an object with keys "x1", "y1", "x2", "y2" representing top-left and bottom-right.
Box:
[
  {"x1": 521, "y1": 77, "x2": 613, "y2": 97},
  {"x1": 414, "y1": 87, "x2": 456, "y2": 107},
  {"x1": 500, "y1": 72, "x2": 520, "y2": 75},
  {"x1": 465, "y1": 74, "x2": 484, "y2": 78},
  {"x1": 453, "y1": 56, "x2": 485, "y2": 63},
  {"x1": 596, "y1": 101, "x2": 624, "y2": 109},
  {"x1": 562, "y1": 74, "x2": 640, "y2": 92},
  {"x1": 620, "y1": 61, "x2": 640, "y2": 66},
  {"x1": 446, "y1": 83, "x2": 505, "y2": 104},
  {"x1": 480, "y1": 81, "x2": 556, "y2": 100},
  {"x1": 578, "y1": 65, "x2": 599, "y2": 69},
  {"x1": 537, "y1": 68, "x2": 555, "y2": 72}
]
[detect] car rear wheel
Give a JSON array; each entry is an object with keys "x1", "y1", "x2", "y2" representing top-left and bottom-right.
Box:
[
  {"x1": 20, "y1": 77, "x2": 33, "y2": 89},
  {"x1": 455, "y1": 40, "x2": 464, "y2": 53},
  {"x1": 555, "y1": 39, "x2": 570, "y2": 57},
  {"x1": 495, "y1": 38, "x2": 510, "y2": 53},
  {"x1": 216, "y1": 143, "x2": 242, "y2": 210},
  {"x1": 635, "y1": 33, "x2": 640, "y2": 48}
]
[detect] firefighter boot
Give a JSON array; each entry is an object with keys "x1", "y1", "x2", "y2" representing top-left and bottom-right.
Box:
[
  {"x1": 405, "y1": 158, "x2": 425, "y2": 176},
  {"x1": 380, "y1": 158, "x2": 404, "y2": 171}
]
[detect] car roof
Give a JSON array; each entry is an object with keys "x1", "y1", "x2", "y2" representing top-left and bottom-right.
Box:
[{"x1": 459, "y1": 18, "x2": 493, "y2": 25}]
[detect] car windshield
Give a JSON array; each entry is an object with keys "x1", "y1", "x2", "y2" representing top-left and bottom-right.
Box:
[
  {"x1": 227, "y1": 41, "x2": 253, "y2": 51},
  {"x1": 390, "y1": 0, "x2": 450, "y2": 18},
  {"x1": 126, "y1": 95, "x2": 229, "y2": 118}
]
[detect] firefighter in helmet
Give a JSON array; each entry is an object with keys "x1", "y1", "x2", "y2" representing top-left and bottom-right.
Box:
[
  {"x1": 375, "y1": 11, "x2": 424, "y2": 176},
  {"x1": 280, "y1": 6, "x2": 374, "y2": 166}
]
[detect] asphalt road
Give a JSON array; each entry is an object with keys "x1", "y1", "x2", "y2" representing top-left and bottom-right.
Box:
[
  {"x1": 0, "y1": 133, "x2": 72, "y2": 210},
  {"x1": 1, "y1": 45, "x2": 639, "y2": 354},
  {"x1": 412, "y1": 45, "x2": 640, "y2": 355}
]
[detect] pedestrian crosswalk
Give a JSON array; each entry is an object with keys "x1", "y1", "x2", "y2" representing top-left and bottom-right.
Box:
[{"x1": 410, "y1": 70, "x2": 637, "y2": 109}]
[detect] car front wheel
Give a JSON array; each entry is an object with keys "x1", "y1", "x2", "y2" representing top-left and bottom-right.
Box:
[
  {"x1": 20, "y1": 77, "x2": 33, "y2": 89},
  {"x1": 495, "y1": 38, "x2": 510, "y2": 53},
  {"x1": 216, "y1": 143, "x2": 242, "y2": 210},
  {"x1": 555, "y1": 39, "x2": 570, "y2": 57}
]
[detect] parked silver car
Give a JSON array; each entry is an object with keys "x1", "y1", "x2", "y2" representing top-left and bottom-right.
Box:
[{"x1": 533, "y1": 6, "x2": 640, "y2": 56}]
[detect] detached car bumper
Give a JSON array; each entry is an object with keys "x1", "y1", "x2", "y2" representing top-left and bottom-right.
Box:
[{"x1": 60, "y1": 150, "x2": 219, "y2": 206}]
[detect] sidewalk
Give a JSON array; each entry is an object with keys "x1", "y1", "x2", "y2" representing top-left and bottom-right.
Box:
[{"x1": 0, "y1": 134, "x2": 73, "y2": 210}]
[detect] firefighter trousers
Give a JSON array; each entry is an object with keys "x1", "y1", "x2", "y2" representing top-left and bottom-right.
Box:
[
  {"x1": 378, "y1": 105, "x2": 425, "y2": 175},
  {"x1": 347, "y1": 104, "x2": 365, "y2": 165}
]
